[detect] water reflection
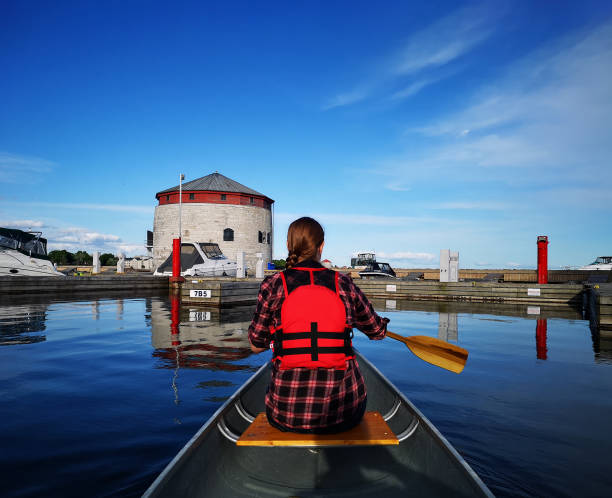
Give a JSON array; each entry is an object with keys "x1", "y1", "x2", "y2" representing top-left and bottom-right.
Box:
[
  {"x1": 149, "y1": 296, "x2": 255, "y2": 372},
  {"x1": 590, "y1": 330, "x2": 612, "y2": 364},
  {"x1": 369, "y1": 298, "x2": 604, "y2": 363},
  {"x1": 536, "y1": 319, "x2": 548, "y2": 360},
  {"x1": 438, "y1": 312, "x2": 458, "y2": 342},
  {"x1": 0, "y1": 303, "x2": 47, "y2": 345}
]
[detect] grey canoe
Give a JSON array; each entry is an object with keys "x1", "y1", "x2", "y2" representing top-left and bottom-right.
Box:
[{"x1": 143, "y1": 351, "x2": 493, "y2": 497}]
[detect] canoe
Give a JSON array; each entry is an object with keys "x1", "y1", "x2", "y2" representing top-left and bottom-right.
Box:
[{"x1": 143, "y1": 351, "x2": 493, "y2": 497}]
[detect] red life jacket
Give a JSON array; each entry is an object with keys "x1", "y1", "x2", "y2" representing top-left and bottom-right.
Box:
[{"x1": 271, "y1": 267, "x2": 354, "y2": 370}]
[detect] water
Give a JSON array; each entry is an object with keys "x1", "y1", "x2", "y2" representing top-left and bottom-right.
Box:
[{"x1": 1, "y1": 293, "x2": 611, "y2": 497}]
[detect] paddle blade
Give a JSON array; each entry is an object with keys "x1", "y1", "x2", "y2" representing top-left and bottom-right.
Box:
[{"x1": 386, "y1": 331, "x2": 468, "y2": 374}]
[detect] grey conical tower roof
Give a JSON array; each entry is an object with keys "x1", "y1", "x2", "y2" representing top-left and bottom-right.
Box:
[{"x1": 157, "y1": 172, "x2": 268, "y2": 198}]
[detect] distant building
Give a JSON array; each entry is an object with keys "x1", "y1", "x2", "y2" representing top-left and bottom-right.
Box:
[
  {"x1": 152, "y1": 172, "x2": 274, "y2": 271},
  {"x1": 125, "y1": 256, "x2": 154, "y2": 271}
]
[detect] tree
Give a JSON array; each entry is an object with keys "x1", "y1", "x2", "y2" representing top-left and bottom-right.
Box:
[
  {"x1": 74, "y1": 250, "x2": 92, "y2": 265},
  {"x1": 48, "y1": 250, "x2": 75, "y2": 265},
  {"x1": 99, "y1": 253, "x2": 118, "y2": 266},
  {"x1": 272, "y1": 259, "x2": 286, "y2": 269}
]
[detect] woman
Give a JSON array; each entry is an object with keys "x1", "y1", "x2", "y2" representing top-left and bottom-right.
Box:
[{"x1": 248, "y1": 217, "x2": 389, "y2": 433}]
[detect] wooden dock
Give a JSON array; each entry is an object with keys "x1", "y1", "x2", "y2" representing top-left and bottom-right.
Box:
[
  {"x1": 586, "y1": 283, "x2": 612, "y2": 331},
  {"x1": 181, "y1": 278, "x2": 261, "y2": 306},
  {"x1": 355, "y1": 280, "x2": 584, "y2": 306},
  {"x1": 0, "y1": 274, "x2": 169, "y2": 295}
]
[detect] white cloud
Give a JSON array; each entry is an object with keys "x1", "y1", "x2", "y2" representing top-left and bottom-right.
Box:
[
  {"x1": 378, "y1": 20, "x2": 612, "y2": 191},
  {"x1": 0, "y1": 219, "x2": 47, "y2": 229},
  {"x1": 0, "y1": 152, "x2": 55, "y2": 183},
  {"x1": 275, "y1": 211, "x2": 440, "y2": 227},
  {"x1": 390, "y1": 79, "x2": 435, "y2": 101},
  {"x1": 8, "y1": 201, "x2": 152, "y2": 214},
  {"x1": 0, "y1": 218, "x2": 142, "y2": 255},
  {"x1": 390, "y1": 4, "x2": 496, "y2": 76},
  {"x1": 324, "y1": 4, "x2": 499, "y2": 109},
  {"x1": 432, "y1": 201, "x2": 511, "y2": 210},
  {"x1": 377, "y1": 251, "x2": 436, "y2": 262},
  {"x1": 322, "y1": 88, "x2": 369, "y2": 110}
]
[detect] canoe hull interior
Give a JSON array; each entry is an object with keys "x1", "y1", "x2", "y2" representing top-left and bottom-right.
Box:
[{"x1": 144, "y1": 352, "x2": 492, "y2": 497}]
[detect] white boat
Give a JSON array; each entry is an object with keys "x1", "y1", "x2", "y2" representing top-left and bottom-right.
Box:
[
  {"x1": 359, "y1": 261, "x2": 398, "y2": 279},
  {"x1": 351, "y1": 252, "x2": 376, "y2": 270},
  {"x1": 579, "y1": 256, "x2": 612, "y2": 271},
  {"x1": 0, "y1": 228, "x2": 64, "y2": 277},
  {"x1": 154, "y1": 242, "x2": 239, "y2": 277}
]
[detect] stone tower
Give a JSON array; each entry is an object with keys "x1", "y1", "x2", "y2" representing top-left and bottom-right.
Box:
[{"x1": 153, "y1": 172, "x2": 274, "y2": 271}]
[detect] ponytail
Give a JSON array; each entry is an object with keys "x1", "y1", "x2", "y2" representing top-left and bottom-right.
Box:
[{"x1": 285, "y1": 217, "x2": 324, "y2": 269}]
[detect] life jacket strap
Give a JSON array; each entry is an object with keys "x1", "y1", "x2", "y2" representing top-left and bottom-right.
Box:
[
  {"x1": 272, "y1": 325, "x2": 354, "y2": 358},
  {"x1": 272, "y1": 327, "x2": 283, "y2": 358},
  {"x1": 310, "y1": 322, "x2": 318, "y2": 361},
  {"x1": 344, "y1": 327, "x2": 354, "y2": 356}
]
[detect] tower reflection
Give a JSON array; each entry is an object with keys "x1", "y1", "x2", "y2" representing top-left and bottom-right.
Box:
[{"x1": 149, "y1": 297, "x2": 255, "y2": 372}]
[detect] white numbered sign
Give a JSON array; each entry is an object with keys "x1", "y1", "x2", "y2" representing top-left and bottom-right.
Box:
[
  {"x1": 189, "y1": 289, "x2": 212, "y2": 298},
  {"x1": 189, "y1": 311, "x2": 211, "y2": 321}
]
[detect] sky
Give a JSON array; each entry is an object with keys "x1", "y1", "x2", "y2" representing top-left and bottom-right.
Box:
[{"x1": 1, "y1": 0, "x2": 611, "y2": 269}]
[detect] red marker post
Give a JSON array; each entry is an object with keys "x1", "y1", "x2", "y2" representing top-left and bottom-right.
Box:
[
  {"x1": 170, "y1": 238, "x2": 185, "y2": 283},
  {"x1": 537, "y1": 236, "x2": 548, "y2": 284}
]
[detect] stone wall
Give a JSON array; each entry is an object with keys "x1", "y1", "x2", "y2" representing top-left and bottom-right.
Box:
[{"x1": 153, "y1": 203, "x2": 273, "y2": 271}]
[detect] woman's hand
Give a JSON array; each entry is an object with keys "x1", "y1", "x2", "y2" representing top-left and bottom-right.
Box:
[{"x1": 250, "y1": 342, "x2": 267, "y2": 354}]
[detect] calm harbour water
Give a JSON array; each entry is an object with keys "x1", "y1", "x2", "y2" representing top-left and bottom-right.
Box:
[{"x1": 1, "y1": 292, "x2": 612, "y2": 497}]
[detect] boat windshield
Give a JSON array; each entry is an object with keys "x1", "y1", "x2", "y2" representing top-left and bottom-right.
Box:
[
  {"x1": 0, "y1": 228, "x2": 47, "y2": 257},
  {"x1": 156, "y1": 244, "x2": 205, "y2": 273},
  {"x1": 199, "y1": 243, "x2": 225, "y2": 260},
  {"x1": 593, "y1": 257, "x2": 612, "y2": 264},
  {"x1": 351, "y1": 252, "x2": 376, "y2": 267},
  {"x1": 0, "y1": 233, "x2": 19, "y2": 250}
]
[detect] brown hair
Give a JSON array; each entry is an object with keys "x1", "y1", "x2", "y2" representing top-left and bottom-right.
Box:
[{"x1": 286, "y1": 217, "x2": 324, "y2": 269}]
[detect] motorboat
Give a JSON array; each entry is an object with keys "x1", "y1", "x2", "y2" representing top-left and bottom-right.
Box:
[
  {"x1": 0, "y1": 228, "x2": 64, "y2": 277},
  {"x1": 143, "y1": 350, "x2": 492, "y2": 497},
  {"x1": 154, "y1": 242, "x2": 239, "y2": 277},
  {"x1": 579, "y1": 256, "x2": 612, "y2": 271},
  {"x1": 351, "y1": 252, "x2": 376, "y2": 269},
  {"x1": 359, "y1": 260, "x2": 397, "y2": 279}
]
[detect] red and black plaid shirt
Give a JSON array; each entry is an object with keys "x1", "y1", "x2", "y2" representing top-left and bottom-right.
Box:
[{"x1": 248, "y1": 260, "x2": 388, "y2": 430}]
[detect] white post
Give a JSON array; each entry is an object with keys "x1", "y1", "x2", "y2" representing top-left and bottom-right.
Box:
[
  {"x1": 92, "y1": 251, "x2": 100, "y2": 274},
  {"x1": 117, "y1": 253, "x2": 126, "y2": 274},
  {"x1": 449, "y1": 251, "x2": 459, "y2": 282},
  {"x1": 236, "y1": 251, "x2": 245, "y2": 278},
  {"x1": 255, "y1": 252, "x2": 264, "y2": 279},
  {"x1": 440, "y1": 249, "x2": 449, "y2": 282}
]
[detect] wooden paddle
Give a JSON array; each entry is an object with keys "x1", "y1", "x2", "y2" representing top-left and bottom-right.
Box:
[{"x1": 386, "y1": 331, "x2": 468, "y2": 374}]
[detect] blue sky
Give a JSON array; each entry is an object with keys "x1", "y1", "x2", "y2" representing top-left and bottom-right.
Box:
[{"x1": 1, "y1": 0, "x2": 611, "y2": 269}]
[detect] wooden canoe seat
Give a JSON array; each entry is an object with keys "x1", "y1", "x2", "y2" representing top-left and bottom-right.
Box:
[{"x1": 236, "y1": 411, "x2": 399, "y2": 447}]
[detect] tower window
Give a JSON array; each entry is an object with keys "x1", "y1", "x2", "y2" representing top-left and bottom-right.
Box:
[
  {"x1": 189, "y1": 193, "x2": 195, "y2": 200},
  {"x1": 258, "y1": 231, "x2": 263, "y2": 243},
  {"x1": 221, "y1": 194, "x2": 226, "y2": 201},
  {"x1": 223, "y1": 228, "x2": 234, "y2": 242},
  {"x1": 267, "y1": 232, "x2": 271, "y2": 244}
]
